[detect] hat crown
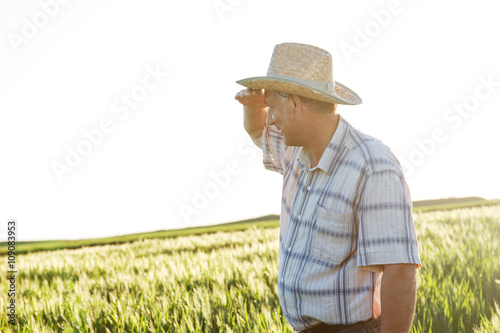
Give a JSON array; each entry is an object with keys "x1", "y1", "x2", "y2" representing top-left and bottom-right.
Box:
[{"x1": 267, "y1": 43, "x2": 334, "y2": 84}]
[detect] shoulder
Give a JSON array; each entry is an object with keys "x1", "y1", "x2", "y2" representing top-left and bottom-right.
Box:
[{"x1": 344, "y1": 122, "x2": 404, "y2": 177}]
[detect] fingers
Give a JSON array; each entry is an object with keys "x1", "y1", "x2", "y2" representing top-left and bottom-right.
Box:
[
  {"x1": 250, "y1": 88, "x2": 264, "y2": 96},
  {"x1": 234, "y1": 88, "x2": 264, "y2": 99},
  {"x1": 235, "y1": 88, "x2": 267, "y2": 108}
]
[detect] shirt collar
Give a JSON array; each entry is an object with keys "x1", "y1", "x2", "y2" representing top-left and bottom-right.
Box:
[{"x1": 297, "y1": 114, "x2": 351, "y2": 175}]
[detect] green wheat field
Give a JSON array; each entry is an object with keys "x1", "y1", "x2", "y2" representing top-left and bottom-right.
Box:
[{"x1": 1, "y1": 202, "x2": 500, "y2": 332}]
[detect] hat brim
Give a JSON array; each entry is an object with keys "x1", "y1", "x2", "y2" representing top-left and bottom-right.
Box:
[{"x1": 236, "y1": 76, "x2": 362, "y2": 105}]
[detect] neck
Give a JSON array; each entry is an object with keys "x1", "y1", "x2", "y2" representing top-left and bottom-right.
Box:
[{"x1": 303, "y1": 113, "x2": 340, "y2": 168}]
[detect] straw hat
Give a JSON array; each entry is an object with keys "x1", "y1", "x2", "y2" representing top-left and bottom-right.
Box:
[{"x1": 236, "y1": 42, "x2": 362, "y2": 105}]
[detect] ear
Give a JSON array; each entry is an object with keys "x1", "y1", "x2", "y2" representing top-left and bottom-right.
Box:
[{"x1": 291, "y1": 94, "x2": 302, "y2": 117}]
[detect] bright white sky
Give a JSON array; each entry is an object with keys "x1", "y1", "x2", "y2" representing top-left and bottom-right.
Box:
[{"x1": 1, "y1": 0, "x2": 499, "y2": 241}]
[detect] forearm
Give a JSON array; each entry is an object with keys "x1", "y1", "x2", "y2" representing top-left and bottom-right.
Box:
[
  {"x1": 380, "y1": 264, "x2": 417, "y2": 333},
  {"x1": 243, "y1": 105, "x2": 267, "y2": 139}
]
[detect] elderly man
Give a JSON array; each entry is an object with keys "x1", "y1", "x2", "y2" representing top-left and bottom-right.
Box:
[{"x1": 235, "y1": 43, "x2": 421, "y2": 333}]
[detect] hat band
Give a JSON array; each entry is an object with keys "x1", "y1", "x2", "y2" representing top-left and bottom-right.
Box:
[{"x1": 267, "y1": 74, "x2": 335, "y2": 94}]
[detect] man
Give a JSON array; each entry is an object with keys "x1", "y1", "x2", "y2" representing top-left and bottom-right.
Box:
[{"x1": 235, "y1": 43, "x2": 421, "y2": 333}]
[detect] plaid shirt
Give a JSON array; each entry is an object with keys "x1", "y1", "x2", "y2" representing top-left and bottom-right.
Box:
[{"x1": 252, "y1": 115, "x2": 421, "y2": 331}]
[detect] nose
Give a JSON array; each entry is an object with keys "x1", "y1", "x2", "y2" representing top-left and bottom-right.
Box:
[{"x1": 266, "y1": 110, "x2": 275, "y2": 126}]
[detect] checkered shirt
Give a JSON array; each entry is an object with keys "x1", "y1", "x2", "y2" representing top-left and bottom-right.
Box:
[{"x1": 252, "y1": 115, "x2": 421, "y2": 331}]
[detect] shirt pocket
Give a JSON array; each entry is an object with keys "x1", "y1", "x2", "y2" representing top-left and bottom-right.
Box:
[{"x1": 310, "y1": 204, "x2": 354, "y2": 264}]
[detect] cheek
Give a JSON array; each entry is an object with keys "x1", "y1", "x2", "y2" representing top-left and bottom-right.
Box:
[{"x1": 275, "y1": 110, "x2": 286, "y2": 122}]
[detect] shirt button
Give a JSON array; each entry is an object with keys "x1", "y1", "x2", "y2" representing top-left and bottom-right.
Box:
[
  {"x1": 307, "y1": 186, "x2": 311, "y2": 191},
  {"x1": 298, "y1": 215, "x2": 301, "y2": 220},
  {"x1": 280, "y1": 278, "x2": 283, "y2": 283},
  {"x1": 288, "y1": 247, "x2": 291, "y2": 251}
]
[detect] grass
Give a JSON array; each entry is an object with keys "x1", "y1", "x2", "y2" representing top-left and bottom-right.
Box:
[
  {"x1": 0, "y1": 215, "x2": 279, "y2": 256},
  {"x1": 474, "y1": 303, "x2": 500, "y2": 332},
  {"x1": 413, "y1": 198, "x2": 500, "y2": 213},
  {"x1": 2, "y1": 198, "x2": 500, "y2": 256},
  {"x1": 412, "y1": 206, "x2": 500, "y2": 332},
  {"x1": 1, "y1": 204, "x2": 499, "y2": 332}
]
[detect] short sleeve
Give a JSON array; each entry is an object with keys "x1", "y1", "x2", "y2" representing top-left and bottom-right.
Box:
[
  {"x1": 357, "y1": 169, "x2": 421, "y2": 272},
  {"x1": 254, "y1": 124, "x2": 287, "y2": 175}
]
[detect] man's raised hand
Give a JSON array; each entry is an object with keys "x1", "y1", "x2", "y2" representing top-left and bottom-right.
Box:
[{"x1": 235, "y1": 88, "x2": 267, "y2": 109}]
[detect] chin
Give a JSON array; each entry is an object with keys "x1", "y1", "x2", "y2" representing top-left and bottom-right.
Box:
[
  {"x1": 281, "y1": 132, "x2": 298, "y2": 146},
  {"x1": 283, "y1": 137, "x2": 297, "y2": 147}
]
